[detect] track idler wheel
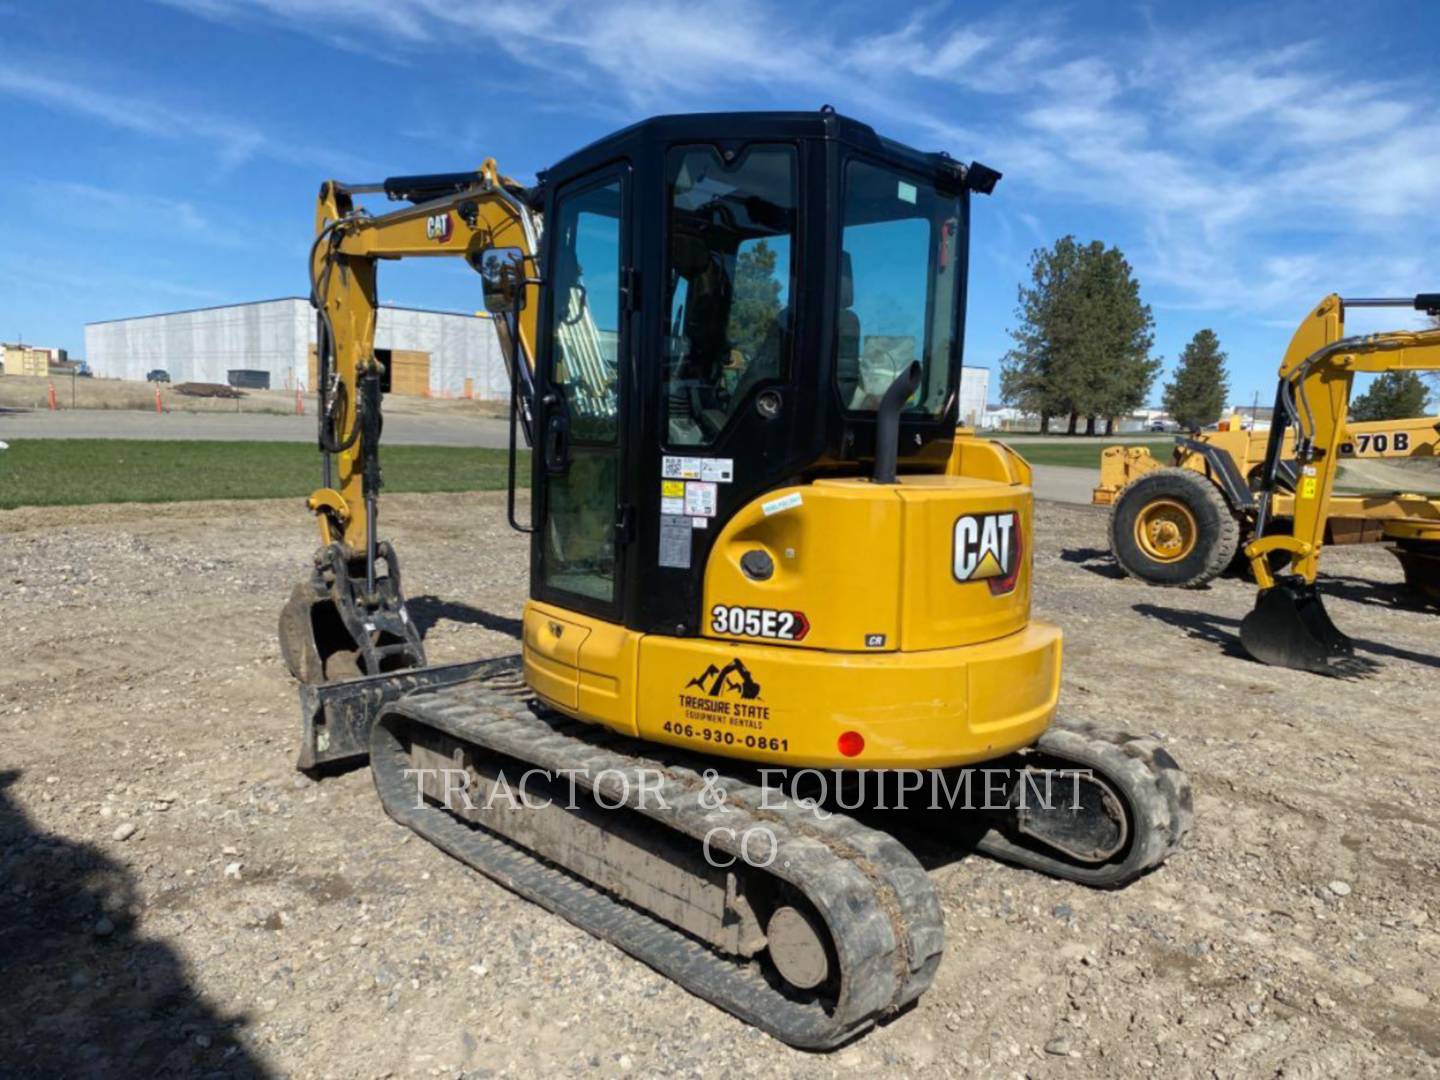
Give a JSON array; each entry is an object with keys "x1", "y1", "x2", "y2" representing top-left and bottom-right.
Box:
[{"x1": 1240, "y1": 576, "x2": 1354, "y2": 674}]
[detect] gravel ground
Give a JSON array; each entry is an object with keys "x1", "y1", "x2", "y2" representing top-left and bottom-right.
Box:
[{"x1": 2, "y1": 493, "x2": 1437, "y2": 1078}]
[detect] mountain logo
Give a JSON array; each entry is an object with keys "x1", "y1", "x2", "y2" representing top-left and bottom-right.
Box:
[
  {"x1": 953, "y1": 511, "x2": 1018, "y2": 588},
  {"x1": 684, "y1": 658, "x2": 762, "y2": 700}
]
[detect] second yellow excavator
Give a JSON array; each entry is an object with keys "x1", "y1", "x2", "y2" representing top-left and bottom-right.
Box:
[{"x1": 278, "y1": 110, "x2": 1190, "y2": 1048}]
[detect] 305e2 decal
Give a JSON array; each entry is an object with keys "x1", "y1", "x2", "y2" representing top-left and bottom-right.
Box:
[{"x1": 709, "y1": 605, "x2": 810, "y2": 641}]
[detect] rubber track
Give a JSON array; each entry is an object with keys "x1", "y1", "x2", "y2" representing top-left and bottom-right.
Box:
[
  {"x1": 973, "y1": 717, "x2": 1194, "y2": 888},
  {"x1": 369, "y1": 677, "x2": 944, "y2": 1049}
]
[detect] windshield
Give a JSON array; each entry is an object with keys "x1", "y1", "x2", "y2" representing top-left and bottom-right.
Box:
[
  {"x1": 836, "y1": 158, "x2": 961, "y2": 416},
  {"x1": 663, "y1": 144, "x2": 796, "y2": 446}
]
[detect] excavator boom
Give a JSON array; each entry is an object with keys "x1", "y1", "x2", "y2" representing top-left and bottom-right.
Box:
[{"x1": 279, "y1": 161, "x2": 541, "y2": 686}]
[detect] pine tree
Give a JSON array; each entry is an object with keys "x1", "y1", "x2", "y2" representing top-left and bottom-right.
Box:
[
  {"x1": 726, "y1": 240, "x2": 782, "y2": 361},
  {"x1": 1162, "y1": 329, "x2": 1230, "y2": 431},
  {"x1": 1349, "y1": 371, "x2": 1431, "y2": 422},
  {"x1": 1001, "y1": 236, "x2": 1159, "y2": 433}
]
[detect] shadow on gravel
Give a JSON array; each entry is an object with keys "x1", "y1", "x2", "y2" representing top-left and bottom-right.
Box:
[
  {"x1": 1132, "y1": 602, "x2": 1440, "y2": 673},
  {"x1": 1059, "y1": 547, "x2": 1126, "y2": 580},
  {"x1": 0, "y1": 770, "x2": 268, "y2": 1078},
  {"x1": 407, "y1": 595, "x2": 523, "y2": 641},
  {"x1": 1313, "y1": 574, "x2": 1435, "y2": 614},
  {"x1": 1130, "y1": 602, "x2": 1254, "y2": 661}
]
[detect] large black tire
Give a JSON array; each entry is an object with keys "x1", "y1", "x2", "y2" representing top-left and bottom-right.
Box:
[{"x1": 1109, "y1": 468, "x2": 1240, "y2": 587}]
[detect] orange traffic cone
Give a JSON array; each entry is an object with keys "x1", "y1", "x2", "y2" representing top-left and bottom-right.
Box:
[
  {"x1": 47, "y1": 382, "x2": 58, "y2": 410},
  {"x1": 154, "y1": 384, "x2": 163, "y2": 414}
]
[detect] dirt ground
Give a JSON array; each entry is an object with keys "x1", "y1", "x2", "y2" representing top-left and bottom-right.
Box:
[{"x1": 2, "y1": 494, "x2": 1437, "y2": 1078}]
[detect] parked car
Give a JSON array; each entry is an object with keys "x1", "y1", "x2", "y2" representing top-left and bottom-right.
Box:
[{"x1": 146, "y1": 369, "x2": 171, "y2": 383}]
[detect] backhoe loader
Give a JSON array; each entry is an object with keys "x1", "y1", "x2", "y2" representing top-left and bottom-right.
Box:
[
  {"x1": 1095, "y1": 392, "x2": 1439, "y2": 596},
  {"x1": 277, "y1": 110, "x2": 1190, "y2": 1048},
  {"x1": 1096, "y1": 410, "x2": 1439, "y2": 591},
  {"x1": 1234, "y1": 294, "x2": 1440, "y2": 672}
]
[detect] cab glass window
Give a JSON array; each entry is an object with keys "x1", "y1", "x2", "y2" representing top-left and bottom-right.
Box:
[
  {"x1": 549, "y1": 181, "x2": 623, "y2": 444},
  {"x1": 542, "y1": 176, "x2": 623, "y2": 604},
  {"x1": 663, "y1": 145, "x2": 796, "y2": 446},
  {"x1": 836, "y1": 159, "x2": 961, "y2": 416}
]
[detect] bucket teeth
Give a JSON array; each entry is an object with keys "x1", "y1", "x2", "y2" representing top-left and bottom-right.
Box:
[{"x1": 1240, "y1": 577, "x2": 1355, "y2": 675}]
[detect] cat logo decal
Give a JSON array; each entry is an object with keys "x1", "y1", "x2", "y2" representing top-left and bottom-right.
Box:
[{"x1": 953, "y1": 511, "x2": 1021, "y2": 595}]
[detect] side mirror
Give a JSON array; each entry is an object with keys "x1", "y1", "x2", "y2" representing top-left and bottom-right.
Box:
[{"x1": 475, "y1": 246, "x2": 526, "y2": 314}]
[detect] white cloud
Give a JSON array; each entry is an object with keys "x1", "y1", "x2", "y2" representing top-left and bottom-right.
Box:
[
  {"x1": 0, "y1": 58, "x2": 370, "y2": 175},
  {"x1": 117, "y1": 2, "x2": 1440, "y2": 320}
]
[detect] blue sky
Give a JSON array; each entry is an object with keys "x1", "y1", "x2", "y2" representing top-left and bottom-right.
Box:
[{"x1": 2, "y1": 0, "x2": 1436, "y2": 406}]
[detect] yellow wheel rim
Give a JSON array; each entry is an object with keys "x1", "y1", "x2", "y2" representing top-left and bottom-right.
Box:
[{"x1": 1135, "y1": 499, "x2": 1198, "y2": 563}]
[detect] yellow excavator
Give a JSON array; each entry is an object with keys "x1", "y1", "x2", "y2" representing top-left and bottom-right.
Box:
[
  {"x1": 1234, "y1": 293, "x2": 1440, "y2": 672},
  {"x1": 278, "y1": 110, "x2": 1190, "y2": 1048}
]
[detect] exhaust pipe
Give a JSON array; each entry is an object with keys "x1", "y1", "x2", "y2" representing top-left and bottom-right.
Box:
[
  {"x1": 1239, "y1": 576, "x2": 1355, "y2": 674},
  {"x1": 871, "y1": 362, "x2": 923, "y2": 484}
]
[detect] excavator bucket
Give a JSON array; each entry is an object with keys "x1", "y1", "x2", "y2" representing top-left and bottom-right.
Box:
[
  {"x1": 1239, "y1": 577, "x2": 1354, "y2": 674},
  {"x1": 278, "y1": 541, "x2": 426, "y2": 684}
]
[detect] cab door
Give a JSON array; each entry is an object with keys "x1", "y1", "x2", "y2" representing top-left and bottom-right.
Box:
[{"x1": 532, "y1": 165, "x2": 632, "y2": 624}]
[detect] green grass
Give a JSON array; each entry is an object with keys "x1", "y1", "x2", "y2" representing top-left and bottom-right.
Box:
[
  {"x1": 1007, "y1": 439, "x2": 1176, "y2": 468},
  {"x1": 0, "y1": 439, "x2": 527, "y2": 509}
]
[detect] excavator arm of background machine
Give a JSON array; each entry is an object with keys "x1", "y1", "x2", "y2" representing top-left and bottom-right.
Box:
[
  {"x1": 1239, "y1": 292, "x2": 1440, "y2": 672},
  {"x1": 278, "y1": 160, "x2": 543, "y2": 692}
]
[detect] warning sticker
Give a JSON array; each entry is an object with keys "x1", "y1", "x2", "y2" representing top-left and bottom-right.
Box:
[
  {"x1": 659, "y1": 515, "x2": 691, "y2": 568},
  {"x1": 661, "y1": 479, "x2": 685, "y2": 498},
  {"x1": 661, "y1": 496, "x2": 685, "y2": 515},
  {"x1": 663, "y1": 456, "x2": 733, "y2": 483},
  {"x1": 684, "y1": 481, "x2": 718, "y2": 517}
]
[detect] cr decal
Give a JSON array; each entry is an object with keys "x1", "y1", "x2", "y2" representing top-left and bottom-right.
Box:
[{"x1": 710, "y1": 605, "x2": 810, "y2": 641}]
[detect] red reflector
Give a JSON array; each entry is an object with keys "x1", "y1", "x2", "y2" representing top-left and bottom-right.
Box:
[{"x1": 838, "y1": 731, "x2": 865, "y2": 757}]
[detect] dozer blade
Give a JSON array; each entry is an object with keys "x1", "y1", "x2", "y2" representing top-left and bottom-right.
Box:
[
  {"x1": 296, "y1": 655, "x2": 523, "y2": 769},
  {"x1": 1239, "y1": 577, "x2": 1354, "y2": 674}
]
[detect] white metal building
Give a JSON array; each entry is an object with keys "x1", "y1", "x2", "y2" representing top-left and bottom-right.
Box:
[
  {"x1": 84, "y1": 298, "x2": 511, "y2": 399},
  {"x1": 957, "y1": 365, "x2": 988, "y2": 429},
  {"x1": 85, "y1": 300, "x2": 990, "y2": 415}
]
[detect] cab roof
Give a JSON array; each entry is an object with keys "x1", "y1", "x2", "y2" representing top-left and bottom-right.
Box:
[{"x1": 539, "y1": 108, "x2": 972, "y2": 191}]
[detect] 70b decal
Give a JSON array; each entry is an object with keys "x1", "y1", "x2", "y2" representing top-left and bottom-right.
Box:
[
  {"x1": 710, "y1": 605, "x2": 810, "y2": 641},
  {"x1": 1340, "y1": 430, "x2": 1410, "y2": 456}
]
